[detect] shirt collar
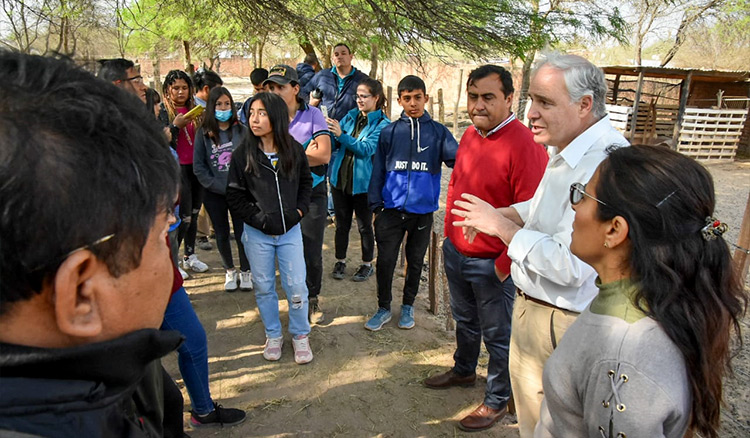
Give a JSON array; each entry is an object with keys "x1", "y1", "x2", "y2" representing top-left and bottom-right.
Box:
[
  {"x1": 556, "y1": 115, "x2": 613, "y2": 168},
  {"x1": 332, "y1": 66, "x2": 356, "y2": 80},
  {"x1": 474, "y1": 113, "x2": 516, "y2": 138}
]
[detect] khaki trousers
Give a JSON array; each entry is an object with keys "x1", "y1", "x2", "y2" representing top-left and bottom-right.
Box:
[{"x1": 509, "y1": 291, "x2": 579, "y2": 438}]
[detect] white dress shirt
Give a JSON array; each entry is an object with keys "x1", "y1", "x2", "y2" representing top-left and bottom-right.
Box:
[{"x1": 507, "y1": 116, "x2": 629, "y2": 312}]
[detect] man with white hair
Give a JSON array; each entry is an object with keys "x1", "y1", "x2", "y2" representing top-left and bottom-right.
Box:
[{"x1": 451, "y1": 53, "x2": 629, "y2": 437}]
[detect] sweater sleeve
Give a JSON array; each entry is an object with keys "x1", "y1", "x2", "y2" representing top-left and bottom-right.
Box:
[
  {"x1": 192, "y1": 129, "x2": 217, "y2": 193},
  {"x1": 296, "y1": 144, "x2": 313, "y2": 216},
  {"x1": 368, "y1": 125, "x2": 390, "y2": 210},
  {"x1": 581, "y1": 361, "x2": 689, "y2": 438},
  {"x1": 441, "y1": 126, "x2": 458, "y2": 168},
  {"x1": 226, "y1": 144, "x2": 261, "y2": 225}
]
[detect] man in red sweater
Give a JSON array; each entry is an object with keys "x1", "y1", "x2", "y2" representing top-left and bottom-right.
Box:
[{"x1": 423, "y1": 65, "x2": 548, "y2": 431}]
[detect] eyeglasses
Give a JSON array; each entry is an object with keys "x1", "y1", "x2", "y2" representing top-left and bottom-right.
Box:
[
  {"x1": 356, "y1": 94, "x2": 372, "y2": 101},
  {"x1": 123, "y1": 75, "x2": 144, "y2": 84},
  {"x1": 23, "y1": 233, "x2": 116, "y2": 273},
  {"x1": 569, "y1": 182, "x2": 608, "y2": 207}
]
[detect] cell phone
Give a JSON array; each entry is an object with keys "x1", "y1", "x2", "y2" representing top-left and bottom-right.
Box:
[
  {"x1": 185, "y1": 105, "x2": 204, "y2": 118},
  {"x1": 320, "y1": 105, "x2": 328, "y2": 119}
]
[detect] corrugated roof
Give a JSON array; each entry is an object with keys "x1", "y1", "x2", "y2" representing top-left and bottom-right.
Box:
[{"x1": 602, "y1": 65, "x2": 749, "y2": 82}]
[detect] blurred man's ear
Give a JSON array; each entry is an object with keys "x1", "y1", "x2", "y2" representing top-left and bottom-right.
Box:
[{"x1": 54, "y1": 250, "x2": 106, "y2": 339}]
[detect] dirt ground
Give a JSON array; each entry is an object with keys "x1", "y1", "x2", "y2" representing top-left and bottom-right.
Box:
[{"x1": 164, "y1": 161, "x2": 750, "y2": 438}]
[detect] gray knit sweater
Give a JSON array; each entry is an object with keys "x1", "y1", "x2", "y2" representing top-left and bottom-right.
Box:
[{"x1": 535, "y1": 279, "x2": 691, "y2": 438}]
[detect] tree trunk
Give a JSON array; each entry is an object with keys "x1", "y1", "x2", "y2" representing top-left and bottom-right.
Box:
[
  {"x1": 660, "y1": 16, "x2": 689, "y2": 67},
  {"x1": 634, "y1": 33, "x2": 643, "y2": 65},
  {"x1": 152, "y1": 55, "x2": 162, "y2": 95},
  {"x1": 299, "y1": 36, "x2": 316, "y2": 61},
  {"x1": 516, "y1": 53, "x2": 536, "y2": 121},
  {"x1": 257, "y1": 37, "x2": 266, "y2": 70},
  {"x1": 369, "y1": 42, "x2": 379, "y2": 78},
  {"x1": 183, "y1": 40, "x2": 193, "y2": 73}
]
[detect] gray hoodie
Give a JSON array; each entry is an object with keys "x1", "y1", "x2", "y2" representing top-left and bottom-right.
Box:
[{"x1": 193, "y1": 123, "x2": 249, "y2": 195}]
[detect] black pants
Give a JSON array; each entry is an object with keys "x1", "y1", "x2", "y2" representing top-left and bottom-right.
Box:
[
  {"x1": 203, "y1": 190, "x2": 250, "y2": 271},
  {"x1": 301, "y1": 182, "x2": 327, "y2": 299},
  {"x1": 178, "y1": 164, "x2": 204, "y2": 257},
  {"x1": 374, "y1": 209, "x2": 433, "y2": 311},
  {"x1": 331, "y1": 187, "x2": 374, "y2": 262}
]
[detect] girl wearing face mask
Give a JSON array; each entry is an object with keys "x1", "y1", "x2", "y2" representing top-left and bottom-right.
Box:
[
  {"x1": 160, "y1": 69, "x2": 209, "y2": 277},
  {"x1": 193, "y1": 87, "x2": 253, "y2": 292}
]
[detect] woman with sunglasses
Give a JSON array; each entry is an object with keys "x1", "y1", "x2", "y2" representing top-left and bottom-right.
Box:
[
  {"x1": 452, "y1": 145, "x2": 745, "y2": 437},
  {"x1": 326, "y1": 77, "x2": 390, "y2": 283},
  {"x1": 536, "y1": 145, "x2": 745, "y2": 437}
]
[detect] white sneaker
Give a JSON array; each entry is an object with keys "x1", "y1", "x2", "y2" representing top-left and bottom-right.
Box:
[
  {"x1": 178, "y1": 267, "x2": 189, "y2": 280},
  {"x1": 224, "y1": 270, "x2": 238, "y2": 291},
  {"x1": 183, "y1": 254, "x2": 209, "y2": 273},
  {"x1": 292, "y1": 335, "x2": 313, "y2": 364},
  {"x1": 263, "y1": 337, "x2": 283, "y2": 361},
  {"x1": 239, "y1": 271, "x2": 253, "y2": 291}
]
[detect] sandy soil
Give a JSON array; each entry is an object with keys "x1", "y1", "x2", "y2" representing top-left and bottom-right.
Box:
[{"x1": 164, "y1": 161, "x2": 750, "y2": 438}]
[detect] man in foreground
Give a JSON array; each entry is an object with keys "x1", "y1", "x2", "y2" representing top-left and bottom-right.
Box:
[
  {"x1": 451, "y1": 53, "x2": 629, "y2": 437},
  {"x1": 0, "y1": 50, "x2": 182, "y2": 436}
]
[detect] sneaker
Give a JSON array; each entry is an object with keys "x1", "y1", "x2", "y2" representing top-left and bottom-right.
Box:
[
  {"x1": 398, "y1": 304, "x2": 415, "y2": 329},
  {"x1": 292, "y1": 335, "x2": 313, "y2": 364},
  {"x1": 263, "y1": 336, "x2": 283, "y2": 361},
  {"x1": 197, "y1": 236, "x2": 213, "y2": 251},
  {"x1": 190, "y1": 402, "x2": 246, "y2": 428},
  {"x1": 308, "y1": 297, "x2": 325, "y2": 324},
  {"x1": 239, "y1": 271, "x2": 253, "y2": 291},
  {"x1": 364, "y1": 308, "x2": 392, "y2": 331},
  {"x1": 351, "y1": 264, "x2": 374, "y2": 282},
  {"x1": 183, "y1": 254, "x2": 209, "y2": 273},
  {"x1": 332, "y1": 261, "x2": 346, "y2": 280},
  {"x1": 178, "y1": 266, "x2": 189, "y2": 280},
  {"x1": 224, "y1": 270, "x2": 238, "y2": 291}
]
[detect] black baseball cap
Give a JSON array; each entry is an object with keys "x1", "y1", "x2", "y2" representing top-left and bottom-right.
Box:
[{"x1": 262, "y1": 64, "x2": 299, "y2": 86}]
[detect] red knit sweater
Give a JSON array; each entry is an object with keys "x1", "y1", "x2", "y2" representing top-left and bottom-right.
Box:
[{"x1": 444, "y1": 119, "x2": 548, "y2": 276}]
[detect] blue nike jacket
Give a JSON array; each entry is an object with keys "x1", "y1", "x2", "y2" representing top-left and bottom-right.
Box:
[{"x1": 369, "y1": 110, "x2": 457, "y2": 214}]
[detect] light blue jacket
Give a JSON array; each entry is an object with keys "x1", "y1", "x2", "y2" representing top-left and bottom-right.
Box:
[{"x1": 330, "y1": 108, "x2": 390, "y2": 195}]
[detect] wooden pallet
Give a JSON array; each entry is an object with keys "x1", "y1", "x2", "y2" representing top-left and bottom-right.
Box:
[
  {"x1": 606, "y1": 103, "x2": 678, "y2": 142},
  {"x1": 677, "y1": 108, "x2": 748, "y2": 162}
]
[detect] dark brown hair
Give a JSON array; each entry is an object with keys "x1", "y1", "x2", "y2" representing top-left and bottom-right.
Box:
[{"x1": 595, "y1": 145, "x2": 746, "y2": 438}]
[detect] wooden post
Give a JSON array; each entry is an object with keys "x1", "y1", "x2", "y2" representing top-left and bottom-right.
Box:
[
  {"x1": 672, "y1": 71, "x2": 693, "y2": 147},
  {"x1": 628, "y1": 70, "x2": 645, "y2": 141},
  {"x1": 428, "y1": 231, "x2": 438, "y2": 314},
  {"x1": 429, "y1": 93, "x2": 435, "y2": 117},
  {"x1": 438, "y1": 88, "x2": 445, "y2": 124},
  {"x1": 611, "y1": 74, "x2": 621, "y2": 104},
  {"x1": 386, "y1": 86, "x2": 393, "y2": 119},
  {"x1": 453, "y1": 69, "x2": 464, "y2": 136},
  {"x1": 733, "y1": 193, "x2": 750, "y2": 281}
]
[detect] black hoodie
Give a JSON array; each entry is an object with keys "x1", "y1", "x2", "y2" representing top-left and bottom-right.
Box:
[{"x1": 226, "y1": 140, "x2": 312, "y2": 235}]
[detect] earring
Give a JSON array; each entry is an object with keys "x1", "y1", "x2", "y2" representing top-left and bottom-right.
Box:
[{"x1": 603, "y1": 242, "x2": 609, "y2": 248}]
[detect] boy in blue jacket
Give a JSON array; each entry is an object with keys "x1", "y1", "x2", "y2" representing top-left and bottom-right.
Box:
[{"x1": 366, "y1": 75, "x2": 458, "y2": 331}]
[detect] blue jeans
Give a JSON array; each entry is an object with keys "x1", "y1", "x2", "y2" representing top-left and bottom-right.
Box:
[
  {"x1": 443, "y1": 237, "x2": 515, "y2": 410},
  {"x1": 242, "y1": 223, "x2": 310, "y2": 338},
  {"x1": 161, "y1": 287, "x2": 214, "y2": 415}
]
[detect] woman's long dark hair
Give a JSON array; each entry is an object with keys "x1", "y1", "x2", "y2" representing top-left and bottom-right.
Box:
[
  {"x1": 243, "y1": 92, "x2": 297, "y2": 177},
  {"x1": 161, "y1": 69, "x2": 194, "y2": 122},
  {"x1": 359, "y1": 77, "x2": 386, "y2": 113},
  {"x1": 595, "y1": 145, "x2": 746, "y2": 438},
  {"x1": 202, "y1": 86, "x2": 236, "y2": 145}
]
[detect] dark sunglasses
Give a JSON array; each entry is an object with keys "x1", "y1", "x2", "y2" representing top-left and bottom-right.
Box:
[{"x1": 569, "y1": 182, "x2": 608, "y2": 207}]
